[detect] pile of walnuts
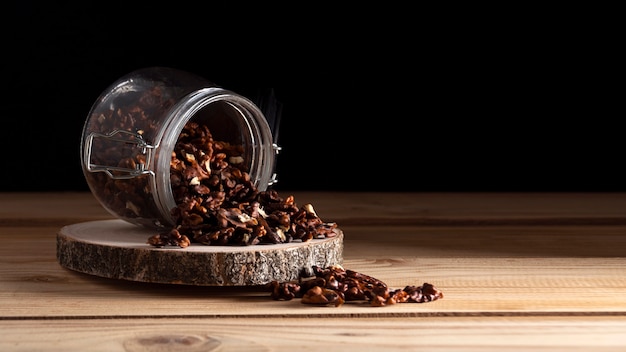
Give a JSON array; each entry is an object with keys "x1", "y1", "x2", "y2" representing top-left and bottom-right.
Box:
[{"x1": 268, "y1": 265, "x2": 444, "y2": 307}]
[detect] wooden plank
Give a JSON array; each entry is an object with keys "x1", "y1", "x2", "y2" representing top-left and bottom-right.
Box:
[
  {"x1": 305, "y1": 192, "x2": 626, "y2": 225},
  {"x1": 2, "y1": 192, "x2": 626, "y2": 225},
  {"x1": 2, "y1": 192, "x2": 626, "y2": 350},
  {"x1": 1, "y1": 225, "x2": 625, "y2": 317},
  {"x1": 2, "y1": 317, "x2": 626, "y2": 351},
  {"x1": 0, "y1": 192, "x2": 111, "y2": 226}
]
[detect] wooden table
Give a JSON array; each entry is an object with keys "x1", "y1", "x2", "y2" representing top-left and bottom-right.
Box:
[{"x1": 1, "y1": 192, "x2": 626, "y2": 351}]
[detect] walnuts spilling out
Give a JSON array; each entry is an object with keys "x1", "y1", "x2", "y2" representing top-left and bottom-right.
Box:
[{"x1": 147, "y1": 121, "x2": 337, "y2": 247}]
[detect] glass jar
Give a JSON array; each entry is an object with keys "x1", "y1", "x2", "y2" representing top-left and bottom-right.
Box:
[{"x1": 81, "y1": 67, "x2": 280, "y2": 229}]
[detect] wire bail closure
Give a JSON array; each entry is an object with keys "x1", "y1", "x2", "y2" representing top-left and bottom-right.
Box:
[{"x1": 84, "y1": 130, "x2": 156, "y2": 179}]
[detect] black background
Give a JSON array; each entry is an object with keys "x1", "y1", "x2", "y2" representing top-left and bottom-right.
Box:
[{"x1": 2, "y1": 3, "x2": 622, "y2": 193}]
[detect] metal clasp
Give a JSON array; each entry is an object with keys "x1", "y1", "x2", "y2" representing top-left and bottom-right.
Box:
[
  {"x1": 273, "y1": 143, "x2": 282, "y2": 155},
  {"x1": 85, "y1": 130, "x2": 156, "y2": 179},
  {"x1": 267, "y1": 143, "x2": 282, "y2": 186}
]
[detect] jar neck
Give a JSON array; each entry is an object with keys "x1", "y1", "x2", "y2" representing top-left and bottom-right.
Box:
[{"x1": 152, "y1": 87, "x2": 277, "y2": 226}]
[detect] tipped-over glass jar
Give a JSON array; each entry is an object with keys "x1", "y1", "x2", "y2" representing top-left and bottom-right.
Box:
[{"x1": 81, "y1": 67, "x2": 280, "y2": 229}]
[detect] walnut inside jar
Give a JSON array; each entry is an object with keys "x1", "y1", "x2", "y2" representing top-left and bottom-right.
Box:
[
  {"x1": 84, "y1": 86, "x2": 176, "y2": 228},
  {"x1": 147, "y1": 121, "x2": 337, "y2": 247}
]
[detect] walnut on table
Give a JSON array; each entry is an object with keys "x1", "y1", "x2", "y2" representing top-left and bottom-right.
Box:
[{"x1": 268, "y1": 265, "x2": 444, "y2": 307}]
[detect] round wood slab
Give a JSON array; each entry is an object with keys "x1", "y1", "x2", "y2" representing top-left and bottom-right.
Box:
[{"x1": 57, "y1": 219, "x2": 343, "y2": 286}]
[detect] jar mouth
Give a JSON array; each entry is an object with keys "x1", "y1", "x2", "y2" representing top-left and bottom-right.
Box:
[{"x1": 153, "y1": 88, "x2": 276, "y2": 227}]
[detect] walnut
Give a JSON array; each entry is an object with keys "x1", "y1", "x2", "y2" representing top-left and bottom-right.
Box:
[{"x1": 267, "y1": 266, "x2": 444, "y2": 307}]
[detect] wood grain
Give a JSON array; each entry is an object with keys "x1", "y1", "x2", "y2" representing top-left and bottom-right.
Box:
[
  {"x1": 57, "y1": 219, "x2": 343, "y2": 286},
  {"x1": 3, "y1": 191, "x2": 626, "y2": 226},
  {"x1": 2, "y1": 317, "x2": 626, "y2": 351},
  {"x1": 3, "y1": 225, "x2": 626, "y2": 317},
  {"x1": 2, "y1": 192, "x2": 626, "y2": 350}
]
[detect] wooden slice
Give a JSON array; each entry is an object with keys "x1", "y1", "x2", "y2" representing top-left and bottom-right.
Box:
[{"x1": 57, "y1": 219, "x2": 343, "y2": 286}]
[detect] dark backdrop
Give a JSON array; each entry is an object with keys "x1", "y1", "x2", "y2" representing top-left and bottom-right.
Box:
[{"x1": 2, "y1": 3, "x2": 622, "y2": 192}]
